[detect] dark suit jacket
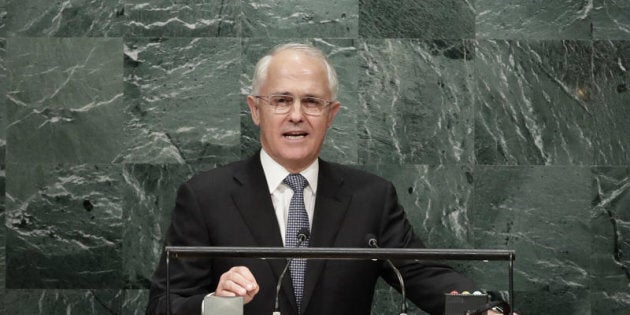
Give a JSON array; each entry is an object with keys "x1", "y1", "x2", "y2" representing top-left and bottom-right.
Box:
[{"x1": 146, "y1": 154, "x2": 475, "y2": 315}]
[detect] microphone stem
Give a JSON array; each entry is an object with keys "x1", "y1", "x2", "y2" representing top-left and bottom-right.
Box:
[
  {"x1": 274, "y1": 234, "x2": 308, "y2": 314},
  {"x1": 386, "y1": 259, "x2": 407, "y2": 315},
  {"x1": 368, "y1": 237, "x2": 407, "y2": 315}
]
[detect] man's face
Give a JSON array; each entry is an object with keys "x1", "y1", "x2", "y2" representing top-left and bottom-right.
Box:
[{"x1": 247, "y1": 50, "x2": 340, "y2": 173}]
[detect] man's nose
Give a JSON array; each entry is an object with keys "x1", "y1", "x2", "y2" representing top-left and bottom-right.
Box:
[{"x1": 287, "y1": 98, "x2": 305, "y2": 121}]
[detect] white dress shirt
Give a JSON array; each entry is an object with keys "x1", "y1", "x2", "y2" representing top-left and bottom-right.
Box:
[{"x1": 260, "y1": 149, "x2": 318, "y2": 246}]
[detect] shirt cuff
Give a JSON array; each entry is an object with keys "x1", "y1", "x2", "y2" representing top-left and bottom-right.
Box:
[{"x1": 201, "y1": 292, "x2": 215, "y2": 313}]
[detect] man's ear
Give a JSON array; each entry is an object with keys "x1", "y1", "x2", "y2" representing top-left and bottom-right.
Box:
[
  {"x1": 326, "y1": 101, "x2": 341, "y2": 128},
  {"x1": 246, "y1": 95, "x2": 261, "y2": 126}
]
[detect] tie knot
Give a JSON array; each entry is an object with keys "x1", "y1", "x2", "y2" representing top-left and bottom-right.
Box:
[{"x1": 283, "y1": 173, "x2": 308, "y2": 192}]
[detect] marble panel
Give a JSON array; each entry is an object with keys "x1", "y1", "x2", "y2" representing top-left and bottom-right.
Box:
[
  {"x1": 242, "y1": 0, "x2": 358, "y2": 38},
  {"x1": 0, "y1": 35, "x2": 4, "y2": 310},
  {"x1": 121, "y1": 164, "x2": 197, "y2": 289},
  {"x1": 0, "y1": 37, "x2": 5, "y2": 140},
  {"x1": 591, "y1": 291, "x2": 630, "y2": 315},
  {"x1": 125, "y1": 0, "x2": 239, "y2": 37},
  {"x1": 590, "y1": 167, "x2": 630, "y2": 312},
  {"x1": 372, "y1": 278, "x2": 426, "y2": 315},
  {"x1": 4, "y1": 289, "x2": 123, "y2": 314},
  {"x1": 475, "y1": 40, "x2": 594, "y2": 165},
  {"x1": 363, "y1": 164, "x2": 474, "y2": 315},
  {"x1": 0, "y1": 1, "x2": 5, "y2": 36},
  {"x1": 122, "y1": 289, "x2": 149, "y2": 315},
  {"x1": 358, "y1": 39, "x2": 474, "y2": 165},
  {"x1": 471, "y1": 166, "x2": 591, "y2": 314},
  {"x1": 0, "y1": 160, "x2": 4, "y2": 291},
  {"x1": 362, "y1": 164, "x2": 474, "y2": 249},
  {"x1": 592, "y1": 0, "x2": 630, "y2": 39},
  {"x1": 240, "y1": 38, "x2": 359, "y2": 164},
  {"x1": 476, "y1": 0, "x2": 592, "y2": 40},
  {"x1": 7, "y1": 37, "x2": 126, "y2": 164},
  {"x1": 120, "y1": 37, "x2": 240, "y2": 165},
  {"x1": 516, "y1": 288, "x2": 591, "y2": 315},
  {"x1": 591, "y1": 41, "x2": 630, "y2": 165},
  {"x1": 5, "y1": 164, "x2": 124, "y2": 289},
  {"x1": 0, "y1": 288, "x2": 4, "y2": 315},
  {"x1": 0, "y1": 184, "x2": 4, "y2": 291},
  {"x1": 358, "y1": 0, "x2": 475, "y2": 39},
  {"x1": 5, "y1": 0, "x2": 124, "y2": 37}
]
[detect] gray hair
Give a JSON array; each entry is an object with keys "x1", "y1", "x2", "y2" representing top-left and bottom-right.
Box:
[{"x1": 251, "y1": 43, "x2": 339, "y2": 101}]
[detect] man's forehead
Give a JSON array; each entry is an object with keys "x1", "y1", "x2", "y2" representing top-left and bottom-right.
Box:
[{"x1": 269, "y1": 50, "x2": 326, "y2": 71}]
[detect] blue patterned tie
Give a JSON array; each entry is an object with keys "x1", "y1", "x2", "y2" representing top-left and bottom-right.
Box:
[{"x1": 283, "y1": 173, "x2": 310, "y2": 312}]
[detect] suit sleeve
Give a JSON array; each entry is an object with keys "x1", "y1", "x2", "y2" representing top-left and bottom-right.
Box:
[
  {"x1": 145, "y1": 182, "x2": 215, "y2": 315},
  {"x1": 377, "y1": 182, "x2": 476, "y2": 315}
]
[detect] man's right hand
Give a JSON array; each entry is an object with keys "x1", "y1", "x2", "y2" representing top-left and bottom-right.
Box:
[{"x1": 215, "y1": 266, "x2": 260, "y2": 304}]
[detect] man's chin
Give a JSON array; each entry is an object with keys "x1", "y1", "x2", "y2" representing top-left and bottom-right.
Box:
[{"x1": 276, "y1": 153, "x2": 317, "y2": 171}]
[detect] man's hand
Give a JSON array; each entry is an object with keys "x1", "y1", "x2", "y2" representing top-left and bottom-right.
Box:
[{"x1": 215, "y1": 266, "x2": 260, "y2": 304}]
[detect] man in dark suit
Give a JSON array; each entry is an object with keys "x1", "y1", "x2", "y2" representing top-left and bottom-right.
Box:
[{"x1": 146, "y1": 43, "x2": 485, "y2": 315}]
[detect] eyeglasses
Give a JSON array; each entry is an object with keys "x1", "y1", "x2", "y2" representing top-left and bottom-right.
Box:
[{"x1": 254, "y1": 95, "x2": 334, "y2": 116}]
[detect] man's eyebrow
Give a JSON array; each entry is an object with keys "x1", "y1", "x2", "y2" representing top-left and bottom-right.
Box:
[
  {"x1": 268, "y1": 92, "x2": 323, "y2": 98},
  {"x1": 269, "y1": 91, "x2": 292, "y2": 96}
]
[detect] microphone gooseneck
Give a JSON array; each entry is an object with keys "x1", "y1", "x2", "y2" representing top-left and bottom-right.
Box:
[
  {"x1": 274, "y1": 228, "x2": 310, "y2": 315},
  {"x1": 367, "y1": 234, "x2": 408, "y2": 315}
]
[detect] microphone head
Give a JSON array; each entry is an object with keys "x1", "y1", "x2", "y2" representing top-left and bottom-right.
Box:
[
  {"x1": 365, "y1": 233, "x2": 378, "y2": 248},
  {"x1": 297, "y1": 228, "x2": 310, "y2": 243}
]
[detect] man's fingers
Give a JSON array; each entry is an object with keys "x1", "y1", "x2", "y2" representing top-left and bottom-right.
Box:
[
  {"x1": 215, "y1": 266, "x2": 259, "y2": 302},
  {"x1": 220, "y1": 279, "x2": 248, "y2": 295},
  {"x1": 231, "y1": 267, "x2": 259, "y2": 292}
]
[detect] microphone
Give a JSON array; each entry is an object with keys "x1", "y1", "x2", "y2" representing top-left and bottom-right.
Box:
[
  {"x1": 273, "y1": 228, "x2": 310, "y2": 315},
  {"x1": 366, "y1": 234, "x2": 408, "y2": 315}
]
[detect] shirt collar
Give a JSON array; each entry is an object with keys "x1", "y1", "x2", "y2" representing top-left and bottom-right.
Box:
[{"x1": 260, "y1": 149, "x2": 319, "y2": 194}]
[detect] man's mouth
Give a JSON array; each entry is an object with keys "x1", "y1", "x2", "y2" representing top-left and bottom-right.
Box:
[{"x1": 283, "y1": 131, "x2": 308, "y2": 139}]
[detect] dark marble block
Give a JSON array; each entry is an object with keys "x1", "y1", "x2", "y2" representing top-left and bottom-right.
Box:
[
  {"x1": 6, "y1": 164, "x2": 124, "y2": 289},
  {"x1": 0, "y1": 36, "x2": 5, "y2": 300},
  {"x1": 475, "y1": 40, "x2": 594, "y2": 165},
  {"x1": 240, "y1": 38, "x2": 360, "y2": 164},
  {"x1": 364, "y1": 163, "x2": 474, "y2": 248},
  {"x1": 7, "y1": 37, "x2": 126, "y2": 164},
  {"x1": 121, "y1": 164, "x2": 197, "y2": 289},
  {"x1": 120, "y1": 37, "x2": 241, "y2": 165},
  {"x1": 472, "y1": 166, "x2": 592, "y2": 314},
  {"x1": 122, "y1": 289, "x2": 150, "y2": 315},
  {"x1": 0, "y1": 1, "x2": 5, "y2": 37},
  {"x1": 0, "y1": 174, "x2": 4, "y2": 289},
  {"x1": 242, "y1": 0, "x2": 358, "y2": 38},
  {"x1": 359, "y1": 0, "x2": 475, "y2": 39},
  {"x1": 590, "y1": 167, "x2": 630, "y2": 310},
  {"x1": 5, "y1": 0, "x2": 124, "y2": 37},
  {"x1": 4, "y1": 289, "x2": 123, "y2": 315},
  {"x1": 125, "y1": 0, "x2": 240, "y2": 37},
  {"x1": 372, "y1": 278, "x2": 427, "y2": 315},
  {"x1": 364, "y1": 163, "x2": 474, "y2": 315},
  {"x1": 358, "y1": 39, "x2": 474, "y2": 165},
  {"x1": 476, "y1": 0, "x2": 592, "y2": 40},
  {"x1": 591, "y1": 41, "x2": 630, "y2": 165},
  {"x1": 592, "y1": 0, "x2": 630, "y2": 39},
  {"x1": 1, "y1": 37, "x2": 5, "y2": 153}
]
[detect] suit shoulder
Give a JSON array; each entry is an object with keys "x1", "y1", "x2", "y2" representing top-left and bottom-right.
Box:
[{"x1": 185, "y1": 159, "x2": 247, "y2": 189}]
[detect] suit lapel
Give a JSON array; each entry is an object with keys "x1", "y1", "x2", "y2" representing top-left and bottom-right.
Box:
[
  {"x1": 231, "y1": 154, "x2": 283, "y2": 247},
  {"x1": 231, "y1": 154, "x2": 298, "y2": 312},
  {"x1": 301, "y1": 160, "x2": 352, "y2": 312}
]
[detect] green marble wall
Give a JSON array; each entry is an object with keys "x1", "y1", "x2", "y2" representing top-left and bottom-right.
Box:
[{"x1": 2, "y1": 1, "x2": 629, "y2": 314}]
